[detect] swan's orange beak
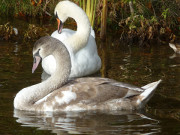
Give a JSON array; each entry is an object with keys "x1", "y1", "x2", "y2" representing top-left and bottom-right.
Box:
[
  {"x1": 32, "y1": 56, "x2": 41, "y2": 73},
  {"x1": 56, "y1": 18, "x2": 63, "y2": 34}
]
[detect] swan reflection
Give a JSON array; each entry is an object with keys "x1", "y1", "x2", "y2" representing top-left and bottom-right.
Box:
[{"x1": 14, "y1": 110, "x2": 160, "y2": 135}]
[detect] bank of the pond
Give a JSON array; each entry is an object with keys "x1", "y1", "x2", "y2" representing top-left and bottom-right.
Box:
[
  {"x1": 0, "y1": 18, "x2": 179, "y2": 47},
  {"x1": 0, "y1": 0, "x2": 179, "y2": 46}
]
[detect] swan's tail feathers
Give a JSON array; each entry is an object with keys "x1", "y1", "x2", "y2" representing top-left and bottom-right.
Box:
[
  {"x1": 169, "y1": 43, "x2": 177, "y2": 52},
  {"x1": 137, "y1": 80, "x2": 162, "y2": 107}
]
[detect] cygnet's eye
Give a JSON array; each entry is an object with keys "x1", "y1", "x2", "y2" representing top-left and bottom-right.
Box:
[{"x1": 34, "y1": 49, "x2": 41, "y2": 57}]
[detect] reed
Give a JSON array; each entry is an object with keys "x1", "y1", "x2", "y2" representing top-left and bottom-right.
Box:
[
  {"x1": 78, "y1": 0, "x2": 107, "y2": 39},
  {"x1": 100, "y1": 0, "x2": 107, "y2": 39},
  {"x1": 78, "y1": 0, "x2": 97, "y2": 27}
]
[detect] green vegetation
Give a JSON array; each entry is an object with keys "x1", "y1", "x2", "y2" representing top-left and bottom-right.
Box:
[
  {"x1": 0, "y1": 0, "x2": 55, "y2": 17},
  {"x1": 0, "y1": 22, "x2": 16, "y2": 40},
  {"x1": 108, "y1": 0, "x2": 180, "y2": 44},
  {"x1": 0, "y1": 0, "x2": 179, "y2": 44},
  {"x1": 77, "y1": 0, "x2": 97, "y2": 27}
]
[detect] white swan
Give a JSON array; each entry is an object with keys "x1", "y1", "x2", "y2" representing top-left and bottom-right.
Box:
[
  {"x1": 169, "y1": 43, "x2": 180, "y2": 54},
  {"x1": 42, "y1": 0, "x2": 101, "y2": 78},
  {"x1": 14, "y1": 36, "x2": 161, "y2": 112}
]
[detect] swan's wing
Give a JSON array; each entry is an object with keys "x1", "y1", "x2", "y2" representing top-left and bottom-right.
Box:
[
  {"x1": 67, "y1": 77, "x2": 143, "y2": 101},
  {"x1": 51, "y1": 29, "x2": 75, "y2": 42},
  {"x1": 75, "y1": 77, "x2": 143, "y2": 92}
]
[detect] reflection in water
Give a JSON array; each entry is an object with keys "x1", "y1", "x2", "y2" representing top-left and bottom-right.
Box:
[
  {"x1": 14, "y1": 109, "x2": 160, "y2": 135},
  {"x1": 13, "y1": 43, "x2": 19, "y2": 55}
]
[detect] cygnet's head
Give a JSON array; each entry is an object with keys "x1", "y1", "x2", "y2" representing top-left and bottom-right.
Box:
[
  {"x1": 33, "y1": 36, "x2": 58, "y2": 59},
  {"x1": 32, "y1": 36, "x2": 68, "y2": 73}
]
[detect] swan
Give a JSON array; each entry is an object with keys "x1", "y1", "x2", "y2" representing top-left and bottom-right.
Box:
[
  {"x1": 169, "y1": 43, "x2": 180, "y2": 54},
  {"x1": 14, "y1": 36, "x2": 161, "y2": 112},
  {"x1": 42, "y1": 0, "x2": 101, "y2": 78}
]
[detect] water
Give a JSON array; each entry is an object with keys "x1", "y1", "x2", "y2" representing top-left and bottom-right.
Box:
[{"x1": 0, "y1": 23, "x2": 180, "y2": 134}]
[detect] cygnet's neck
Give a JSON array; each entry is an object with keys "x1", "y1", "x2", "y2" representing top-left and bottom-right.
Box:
[
  {"x1": 63, "y1": 3, "x2": 91, "y2": 53},
  {"x1": 14, "y1": 43, "x2": 71, "y2": 111}
]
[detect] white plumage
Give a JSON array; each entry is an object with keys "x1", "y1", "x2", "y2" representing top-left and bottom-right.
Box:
[{"x1": 43, "y1": 1, "x2": 101, "y2": 78}]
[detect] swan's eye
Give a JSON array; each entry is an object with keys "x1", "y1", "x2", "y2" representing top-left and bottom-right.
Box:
[{"x1": 55, "y1": 12, "x2": 58, "y2": 19}]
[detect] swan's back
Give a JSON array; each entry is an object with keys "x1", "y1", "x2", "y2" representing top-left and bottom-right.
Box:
[{"x1": 51, "y1": 29, "x2": 101, "y2": 78}]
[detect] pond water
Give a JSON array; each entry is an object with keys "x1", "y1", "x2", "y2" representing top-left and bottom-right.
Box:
[{"x1": 0, "y1": 20, "x2": 180, "y2": 134}]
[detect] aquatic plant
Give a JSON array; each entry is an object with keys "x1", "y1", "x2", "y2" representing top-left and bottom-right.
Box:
[
  {"x1": 76, "y1": 0, "x2": 97, "y2": 28},
  {"x1": 100, "y1": 0, "x2": 107, "y2": 39},
  {"x1": 23, "y1": 24, "x2": 49, "y2": 41},
  {"x1": 0, "y1": 22, "x2": 17, "y2": 40},
  {"x1": 107, "y1": 0, "x2": 180, "y2": 45}
]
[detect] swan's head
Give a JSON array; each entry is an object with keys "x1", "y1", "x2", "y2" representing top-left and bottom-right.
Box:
[
  {"x1": 32, "y1": 36, "x2": 62, "y2": 73},
  {"x1": 54, "y1": 1, "x2": 79, "y2": 34},
  {"x1": 54, "y1": 1, "x2": 70, "y2": 33}
]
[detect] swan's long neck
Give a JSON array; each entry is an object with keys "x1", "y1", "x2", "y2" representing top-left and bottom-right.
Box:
[
  {"x1": 14, "y1": 44, "x2": 71, "y2": 111},
  {"x1": 63, "y1": 3, "x2": 91, "y2": 53}
]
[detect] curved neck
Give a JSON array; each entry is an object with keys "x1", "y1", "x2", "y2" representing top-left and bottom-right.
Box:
[
  {"x1": 64, "y1": 3, "x2": 91, "y2": 53},
  {"x1": 14, "y1": 44, "x2": 71, "y2": 111}
]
